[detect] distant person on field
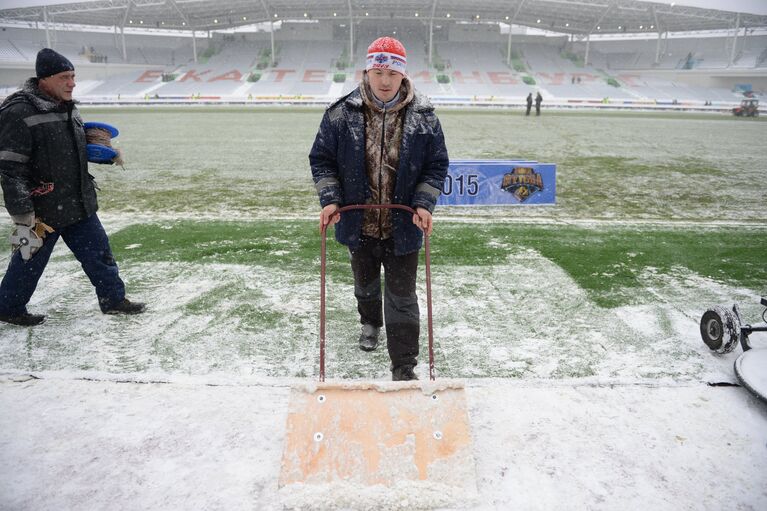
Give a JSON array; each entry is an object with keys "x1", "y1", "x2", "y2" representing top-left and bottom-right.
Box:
[
  {"x1": 535, "y1": 91, "x2": 543, "y2": 116},
  {"x1": 525, "y1": 93, "x2": 533, "y2": 116},
  {"x1": 0, "y1": 48, "x2": 145, "y2": 326},
  {"x1": 309, "y1": 37, "x2": 449, "y2": 381}
]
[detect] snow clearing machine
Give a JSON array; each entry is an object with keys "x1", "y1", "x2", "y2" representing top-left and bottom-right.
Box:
[
  {"x1": 732, "y1": 98, "x2": 759, "y2": 117},
  {"x1": 701, "y1": 297, "x2": 767, "y2": 404}
]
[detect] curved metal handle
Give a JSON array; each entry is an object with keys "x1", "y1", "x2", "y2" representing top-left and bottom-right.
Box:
[{"x1": 320, "y1": 204, "x2": 435, "y2": 381}]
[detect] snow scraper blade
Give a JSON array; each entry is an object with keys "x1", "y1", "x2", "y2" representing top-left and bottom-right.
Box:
[
  {"x1": 278, "y1": 205, "x2": 475, "y2": 497},
  {"x1": 278, "y1": 380, "x2": 474, "y2": 489}
]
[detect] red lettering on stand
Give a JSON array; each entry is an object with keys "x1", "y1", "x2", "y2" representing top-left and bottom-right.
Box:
[
  {"x1": 408, "y1": 71, "x2": 433, "y2": 83},
  {"x1": 452, "y1": 71, "x2": 484, "y2": 84},
  {"x1": 210, "y1": 70, "x2": 244, "y2": 82},
  {"x1": 134, "y1": 70, "x2": 163, "y2": 82},
  {"x1": 537, "y1": 72, "x2": 565, "y2": 85},
  {"x1": 180, "y1": 70, "x2": 211, "y2": 82},
  {"x1": 272, "y1": 69, "x2": 296, "y2": 82},
  {"x1": 487, "y1": 72, "x2": 518, "y2": 85},
  {"x1": 303, "y1": 70, "x2": 326, "y2": 83},
  {"x1": 616, "y1": 74, "x2": 640, "y2": 87}
]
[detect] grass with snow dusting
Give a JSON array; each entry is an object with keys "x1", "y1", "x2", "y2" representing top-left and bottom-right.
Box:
[{"x1": 1, "y1": 108, "x2": 765, "y2": 382}]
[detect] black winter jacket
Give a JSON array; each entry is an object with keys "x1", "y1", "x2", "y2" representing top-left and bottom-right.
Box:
[
  {"x1": 0, "y1": 78, "x2": 97, "y2": 228},
  {"x1": 309, "y1": 86, "x2": 449, "y2": 256}
]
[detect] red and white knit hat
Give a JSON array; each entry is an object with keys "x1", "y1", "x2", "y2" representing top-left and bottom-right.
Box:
[{"x1": 365, "y1": 37, "x2": 407, "y2": 75}]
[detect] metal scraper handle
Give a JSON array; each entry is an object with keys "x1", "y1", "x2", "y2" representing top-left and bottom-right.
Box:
[{"x1": 320, "y1": 204, "x2": 435, "y2": 382}]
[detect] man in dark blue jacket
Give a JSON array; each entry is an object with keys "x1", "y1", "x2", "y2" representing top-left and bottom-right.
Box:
[
  {"x1": 309, "y1": 37, "x2": 448, "y2": 381},
  {"x1": 0, "y1": 48, "x2": 145, "y2": 326}
]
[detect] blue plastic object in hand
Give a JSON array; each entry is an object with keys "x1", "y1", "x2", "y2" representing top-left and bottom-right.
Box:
[
  {"x1": 83, "y1": 121, "x2": 119, "y2": 138},
  {"x1": 87, "y1": 144, "x2": 118, "y2": 164}
]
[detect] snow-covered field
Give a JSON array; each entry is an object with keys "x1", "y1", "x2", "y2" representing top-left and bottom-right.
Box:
[
  {"x1": 2, "y1": 372, "x2": 766, "y2": 510},
  {"x1": 1, "y1": 109, "x2": 766, "y2": 510}
]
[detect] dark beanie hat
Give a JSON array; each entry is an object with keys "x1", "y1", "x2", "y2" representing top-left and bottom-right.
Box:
[{"x1": 36, "y1": 48, "x2": 75, "y2": 79}]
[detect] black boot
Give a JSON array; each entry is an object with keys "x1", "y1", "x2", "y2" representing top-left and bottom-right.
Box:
[
  {"x1": 0, "y1": 312, "x2": 45, "y2": 326},
  {"x1": 392, "y1": 364, "x2": 418, "y2": 381},
  {"x1": 103, "y1": 298, "x2": 146, "y2": 315},
  {"x1": 358, "y1": 324, "x2": 380, "y2": 352}
]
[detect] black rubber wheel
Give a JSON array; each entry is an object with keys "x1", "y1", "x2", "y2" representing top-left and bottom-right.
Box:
[{"x1": 700, "y1": 306, "x2": 740, "y2": 354}]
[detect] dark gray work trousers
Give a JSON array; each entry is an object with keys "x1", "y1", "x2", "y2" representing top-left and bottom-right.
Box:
[{"x1": 349, "y1": 235, "x2": 420, "y2": 368}]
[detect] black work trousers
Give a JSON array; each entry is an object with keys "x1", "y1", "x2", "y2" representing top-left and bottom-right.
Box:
[{"x1": 350, "y1": 236, "x2": 420, "y2": 368}]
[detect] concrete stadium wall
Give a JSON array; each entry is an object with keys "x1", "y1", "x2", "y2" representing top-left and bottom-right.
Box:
[{"x1": 664, "y1": 70, "x2": 767, "y2": 91}]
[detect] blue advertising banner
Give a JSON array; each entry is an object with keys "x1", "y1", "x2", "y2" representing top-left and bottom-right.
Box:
[{"x1": 437, "y1": 161, "x2": 556, "y2": 206}]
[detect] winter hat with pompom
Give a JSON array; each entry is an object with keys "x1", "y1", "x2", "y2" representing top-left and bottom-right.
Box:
[{"x1": 365, "y1": 37, "x2": 407, "y2": 75}]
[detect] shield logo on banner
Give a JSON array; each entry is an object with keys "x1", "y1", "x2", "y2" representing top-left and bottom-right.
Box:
[{"x1": 500, "y1": 167, "x2": 544, "y2": 202}]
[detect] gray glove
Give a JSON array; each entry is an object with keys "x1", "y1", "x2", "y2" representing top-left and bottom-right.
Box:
[{"x1": 11, "y1": 212, "x2": 35, "y2": 227}]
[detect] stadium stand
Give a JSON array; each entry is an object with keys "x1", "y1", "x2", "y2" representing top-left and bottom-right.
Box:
[{"x1": 0, "y1": 1, "x2": 764, "y2": 108}]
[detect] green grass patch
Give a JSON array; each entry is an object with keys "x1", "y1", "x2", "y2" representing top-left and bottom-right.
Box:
[
  {"x1": 111, "y1": 220, "x2": 351, "y2": 280},
  {"x1": 112, "y1": 220, "x2": 767, "y2": 309},
  {"x1": 433, "y1": 223, "x2": 767, "y2": 308}
]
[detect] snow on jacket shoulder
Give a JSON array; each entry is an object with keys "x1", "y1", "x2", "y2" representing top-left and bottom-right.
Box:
[
  {"x1": 309, "y1": 84, "x2": 449, "y2": 256},
  {"x1": 0, "y1": 78, "x2": 96, "y2": 228}
]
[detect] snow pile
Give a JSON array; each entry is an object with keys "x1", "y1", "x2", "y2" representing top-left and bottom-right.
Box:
[{"x1": 278, "y1": 481, "x2": 477, "y2": 511}]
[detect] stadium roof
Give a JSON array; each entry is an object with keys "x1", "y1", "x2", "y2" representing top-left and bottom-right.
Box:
[{"x1": 1, "y1": 0, "x2": 766, "y2": 36}]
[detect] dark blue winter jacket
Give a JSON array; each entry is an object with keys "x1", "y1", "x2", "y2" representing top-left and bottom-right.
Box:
[
  {"x1": 309, "y1": 86, "x2": 449, "y2": 255},
  {"x1": 0, "y1": 78, "x2": 96, "y2": 229}
]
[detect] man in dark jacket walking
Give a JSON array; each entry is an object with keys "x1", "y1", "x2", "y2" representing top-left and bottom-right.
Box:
[
  {"x1": 535, "y1": 91, "x2": 543, "y2": 116},
  {"x1": 525, "y1": 93, "x2": 533, "y2": 116},
  {"x1": 309, "y1": 37, "x2": 448, "y2": 381},
  {"x1": 0, "y1": 48, "x2": 145, "y2": 326}
]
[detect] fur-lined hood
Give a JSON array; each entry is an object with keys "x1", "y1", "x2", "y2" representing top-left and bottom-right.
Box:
[{"x1": 0, "y1": 77, "x2": 76, "y2": 113}]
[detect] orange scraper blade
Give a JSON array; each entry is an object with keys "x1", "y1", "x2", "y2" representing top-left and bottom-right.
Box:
[{"x1": 279, "y1": 380, "x2": 475, "y2": 489}]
